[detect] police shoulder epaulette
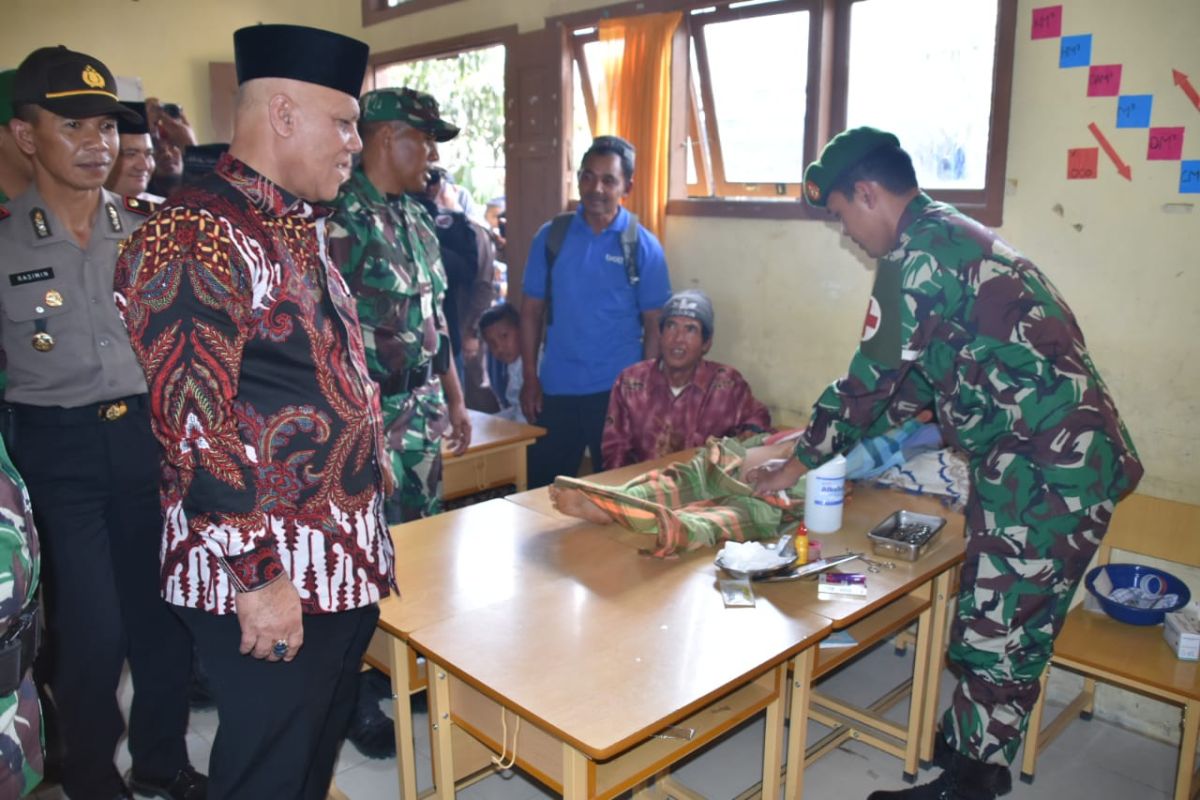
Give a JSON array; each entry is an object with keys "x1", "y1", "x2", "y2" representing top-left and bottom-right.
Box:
[{"x1": 123, "y1": 196, "x2": 160, "y2": 216}]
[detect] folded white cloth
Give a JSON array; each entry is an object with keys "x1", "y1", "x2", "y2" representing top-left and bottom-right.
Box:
[{"x1": 719, "y1": 541, "x2": 791, "y2": 572}]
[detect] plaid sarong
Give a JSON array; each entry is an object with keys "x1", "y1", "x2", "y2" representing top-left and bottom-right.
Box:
[{"x1": 554, "y1": 436, "x2": 802, "y2": 557}]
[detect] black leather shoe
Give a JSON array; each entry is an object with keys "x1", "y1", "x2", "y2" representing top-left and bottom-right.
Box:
[
  {"x1": 127, "y1": 765, "x2": 207, "y2": 800},
  {"x1": 867, "y1": 752, "x2": 1011, "y2": 800}
]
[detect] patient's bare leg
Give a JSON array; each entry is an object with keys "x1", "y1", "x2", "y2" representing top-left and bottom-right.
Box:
[{"x1": 549, "y1": 485, "x2": 614, "y2": 524}]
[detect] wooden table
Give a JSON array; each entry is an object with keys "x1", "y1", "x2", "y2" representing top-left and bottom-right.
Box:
[
  {"x1": 755, "y1": 488, "x2": 964, "y2": 787},
  {"x1": 365, "y1": 498, "x2": 591, "y2": 799},
  {"x1": 366, "y1": 497, "x2": 742, "y2": 798},
  {"x1": 442, "y1": 409, "x2": 545, "y2": 500},
  {"x1": 412, "y1": 558, "x2": 829, "y2": 799},
  {"x1": 504, "y1": 449, "x2": 966, "y2": 794}
]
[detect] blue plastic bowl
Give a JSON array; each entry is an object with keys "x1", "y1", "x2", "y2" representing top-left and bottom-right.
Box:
[{"x1": 1085, "y1": 563, "x2": 1191, "y2": 626}]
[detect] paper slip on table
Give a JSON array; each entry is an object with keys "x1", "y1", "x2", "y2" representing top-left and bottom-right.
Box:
[
  {"x1": 504, "y1": 449, "x2": 966, "y2": 794},
  {"x1": 441, "y1": 409, "x2": 545, "y2": 501},
  {"x1": 410, "y1": 556, "x2": 829, "y2": 799}
]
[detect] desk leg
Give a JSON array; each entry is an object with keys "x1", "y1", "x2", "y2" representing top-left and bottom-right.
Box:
[
  {"x1": 562, "y1": 745, "x2": 589, "y2": 800},
  {"x1": 902, "y1": 596, "x2": 935, "y2": 780},
  {"x1": 784, "y1": 648, "x2": 815, "y2": 799},
  {"x1": 428, "y1": 660, "x2": 457, "y2": 799},
  {"x1": 762, "y1": 663, "x2": 786, "y2": 800},
  {"x1": 516, "y1": 444, "x2": 529, "y2": 492},
  {"x1": 389, "y1": 637, "x2": 421, "y2": 800},
  {"x1": 918, "y1": 567, "x2": 956, "y2": 768}
]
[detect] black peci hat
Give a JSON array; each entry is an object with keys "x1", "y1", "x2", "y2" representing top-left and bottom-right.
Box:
[
  {"x1": 233, "y1": 24, "x2": 368, "y2": 98},
  {"x1": 13, "y1": 46, "x2": 142, "y2": 124},
  {"x1": 118, "y1": 101, "x2": 150, "y2": 135}
]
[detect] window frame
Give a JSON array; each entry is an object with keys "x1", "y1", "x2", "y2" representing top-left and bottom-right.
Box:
[
  {"x1": 362, "y1": 0, "x2": 467, "y2": 28},
  {"x1": 556, "y1": 0, "x2": 1016, "y2": 226}
]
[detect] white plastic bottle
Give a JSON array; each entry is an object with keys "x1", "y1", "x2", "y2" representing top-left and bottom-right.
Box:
[{"x1": 804, "y1": 454, "x2": 846, "y2": 534}]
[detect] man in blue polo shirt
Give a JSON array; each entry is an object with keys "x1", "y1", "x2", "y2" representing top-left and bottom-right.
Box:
[{"x1": 519, "y1": 135, "x2": 671, "y2": 487}]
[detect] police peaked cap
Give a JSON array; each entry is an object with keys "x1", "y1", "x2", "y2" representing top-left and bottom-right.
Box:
[{"x1": 233, "y1": 24, "x2": 368, "y2": 98}]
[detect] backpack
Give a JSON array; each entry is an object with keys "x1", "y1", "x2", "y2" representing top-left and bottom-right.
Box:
[{"x1": 542, "y1": 210, "x2": 640, "y2": 325}]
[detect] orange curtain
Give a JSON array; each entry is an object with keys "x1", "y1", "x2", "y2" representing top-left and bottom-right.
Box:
[{"x1": 596, "y1": 11, "x2": 681, "y2": 241}]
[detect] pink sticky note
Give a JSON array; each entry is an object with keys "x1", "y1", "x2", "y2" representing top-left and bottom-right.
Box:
[
  {"x1": 1067, "y1": 148, "x2": 1098, "y2": 179},
  {"x1": 1087, "y1": 65, "x2": 1122, "y2": 97},
  {"x1": 1032, "y1": 6, "x2": 1063, "y2": 39},
  {"x1": 1148, "y1": 127, "x2": 1185, "y2": 160}
]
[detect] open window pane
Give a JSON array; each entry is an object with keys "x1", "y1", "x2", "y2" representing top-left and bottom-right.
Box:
[
  {"x1": 701, "y1": 10, "x2": 809, "y2": 185},
  {"x1": 846, "y1": 0, "x2": 998, "y2": 190},
  {"x1": 570, "y1": 59, "x2": 591, "y2": 200}
]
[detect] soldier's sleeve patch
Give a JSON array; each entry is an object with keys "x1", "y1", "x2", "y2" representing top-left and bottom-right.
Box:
[
  {"x1": 859, "y1": 261, "x2": 902, "y2": 369},
  {"x1": 123, "y1": 196, "x2": 160, "y2": 216}
]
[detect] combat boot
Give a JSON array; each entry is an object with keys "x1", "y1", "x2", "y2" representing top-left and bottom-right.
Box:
[{"x1": 867, "y1": 745, "x2": 1011, "y2": 800}]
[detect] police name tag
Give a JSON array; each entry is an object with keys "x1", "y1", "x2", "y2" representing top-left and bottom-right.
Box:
[{"x1": 10, "y1": 268, "x2": 55, "y2": 286}]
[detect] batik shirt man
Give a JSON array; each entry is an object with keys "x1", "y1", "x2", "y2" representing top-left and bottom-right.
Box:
[
  {"x1": 115, "y1": 154, "x2": 395, "y2": 615},
  {"x1": 328, "y1": 167, "x2": 451, "y2": 522}
]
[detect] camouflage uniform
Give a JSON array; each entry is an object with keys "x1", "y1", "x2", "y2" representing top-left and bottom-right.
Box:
[
  {"x1": 0, "y1": 435, "x2": 42, "y2": 796},
  {"x1": 793, "y1": 192, "x2": 1142, "y2": 765},
  {"x1": 328, "y1": 168, "x2": 450, "y2": 523}
]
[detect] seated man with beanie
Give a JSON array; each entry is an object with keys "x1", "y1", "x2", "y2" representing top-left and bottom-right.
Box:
[{"x1": 602, "y1": 289, "x2": 770, "y2": 469}]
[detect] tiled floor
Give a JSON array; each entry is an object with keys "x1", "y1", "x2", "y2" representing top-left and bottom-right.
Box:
[{"x1": 34, "y1": 638, "x2": 1177, "y2": 799}]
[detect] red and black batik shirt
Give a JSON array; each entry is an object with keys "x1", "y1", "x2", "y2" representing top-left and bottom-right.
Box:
[{"x1": 115, "y1": 154, "x2": 396, "y2": 615}]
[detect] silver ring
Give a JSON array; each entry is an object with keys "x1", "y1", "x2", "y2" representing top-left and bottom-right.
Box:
[{"x1": 272, "y1": 639, "x2": 288, "y2": 657}]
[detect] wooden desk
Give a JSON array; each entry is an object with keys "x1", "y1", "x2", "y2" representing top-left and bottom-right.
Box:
[
  {"x1": 412, "y1": 562, "x2": 829, "y2": 799},
  {"x1": 366, "y1": 499, "x2": 589, "y2": 799},
  {"x1": 504, "y1": 453, "x2": 965, "y2": 793},
  {"x1": 442, "y1": 410, "x2": 545, "y2": 500},
  {"x1": 366, "y1": 497, "x2": 719, "y2": 798},
  {"x1": 756, "y1": 489, "x2": 964, "y2": 786}
]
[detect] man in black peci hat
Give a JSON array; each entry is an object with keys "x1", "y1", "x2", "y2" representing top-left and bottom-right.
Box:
[
  {"x1": 115, "y1": 24, "x2": 394, "y2": 799},
  {"x1": 105, "y1": 101, "x2": 160, "y2": 201},
  {"x1": 0, "y1": 46, "x2": 203, "y2": 800}
]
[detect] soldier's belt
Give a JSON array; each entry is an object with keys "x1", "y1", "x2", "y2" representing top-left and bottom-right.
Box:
[
  {"x1": 380, "y1": 362, "x2": 433, "y2": 397},
  {"x1": 10, "y1": 394, "x2": 148, "y2": 428},
  {"x1": 0, "y1": 601, "x2": 40, "y2": 697}
]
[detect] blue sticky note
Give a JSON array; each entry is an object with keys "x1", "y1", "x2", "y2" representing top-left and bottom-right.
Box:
[
  {"x1": 1059, "y1": 34, "x2": 1092, "y2": 68},
  {"x1": 1181, "y1": 161, "x2": 1200, "y2": 194},
  {"x1": 1116, "y1": 95, "x2": 1153, "y2": 128}
]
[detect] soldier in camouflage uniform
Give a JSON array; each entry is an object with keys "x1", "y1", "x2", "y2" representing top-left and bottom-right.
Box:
[
  {"x1": 0, "y1": 435, "x2": 42, "y2": 797},
  {"x1": 752, "y1": 128, "x2": 1142, "y2": 800},
  {"x1": 0, "y1": 70, "x2": 33, "y2": 207},
  {"x1": 328, "y1": 87, "x2": 472, "y2": 526}
]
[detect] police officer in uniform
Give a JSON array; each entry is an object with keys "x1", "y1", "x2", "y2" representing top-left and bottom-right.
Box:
[{"x1": 0, "y1": 46, "x2": 203, "y2": 800}]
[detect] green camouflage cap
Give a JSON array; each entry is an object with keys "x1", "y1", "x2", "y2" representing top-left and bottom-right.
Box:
[
  {"x1": 0, "y1": 70, "x2": 15, "y2": 125},
  {"x1": 803, "y1": 126, "x2": 901, "y2": 207},
  {"x1": 360, "y1": 87, "x2": 459, "y2": 142}
]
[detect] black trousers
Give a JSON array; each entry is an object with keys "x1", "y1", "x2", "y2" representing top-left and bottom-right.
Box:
[
  {"x1": 179, "y1": 604, "x2": 380, "y2": 800},
  {"x1": 10, "y1": 399, "x2": 193, "y2": 800},
  {"x1": 527, "y1": 390, "x2": 611, "y2": 488}
]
